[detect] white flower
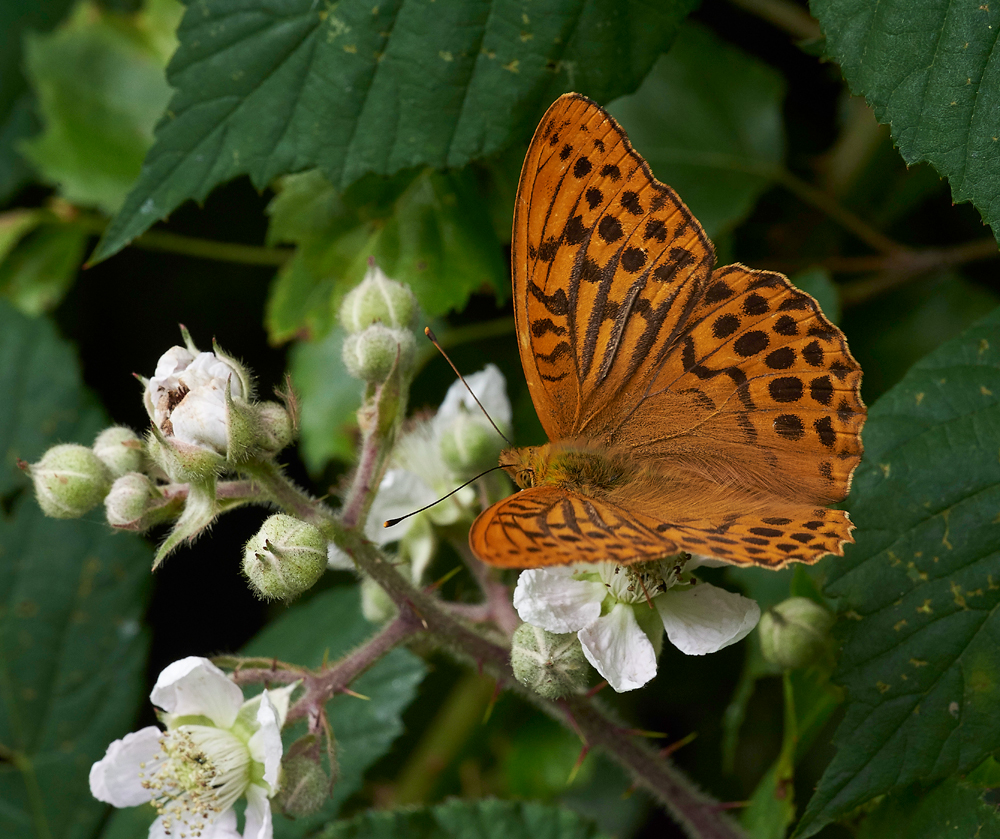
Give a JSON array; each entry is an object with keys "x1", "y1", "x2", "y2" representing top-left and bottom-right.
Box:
[
  {"x1": 513, "y1": 558, "x2": 760, "y2": 692},
  {"x1": 330, "y1": 365, "x2": 512, "y2": 581},
  {"x1": 89, "y1": 656, "x2": 295, "y2": 839},
  {"x1": 144, "y1": 347, "x2": 244, "y2": 454}
]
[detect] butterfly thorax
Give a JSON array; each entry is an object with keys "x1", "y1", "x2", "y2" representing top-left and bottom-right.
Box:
[{"x1": 499, "y1": 442, "x2": 636, "y2": 499}]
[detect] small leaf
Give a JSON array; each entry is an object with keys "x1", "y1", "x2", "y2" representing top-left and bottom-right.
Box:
[
  {"x1": 796, "y1": 306, "x2": 1000, "y2": 836},
  {"x1": 812, "y1": 0, "x2": 1000, "y2": 242},
  {"x1": 320, "y1": 799, "x2": 609, "y2": 839},
  {"x1": 240, "y1": 586, "x2": 426, "y2": 837},
  {"x1": 22, "y1": 0, "x2": 180, "y2": 214},
  {"x1": 0, "y1": 222, "x2": 89, "y2": 315},
  {"x1": 91, "y1": 0, "x2": 698, "y2": 263},
  {"x1": 609, "y1": 22, "x2": 785, "y2": 238}
]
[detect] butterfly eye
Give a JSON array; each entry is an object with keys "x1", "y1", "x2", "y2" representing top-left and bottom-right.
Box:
[{"x1": 518, "y1": 469, "x2": 535, "y2": 488}]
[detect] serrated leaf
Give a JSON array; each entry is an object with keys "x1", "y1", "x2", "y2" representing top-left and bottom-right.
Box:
[
  {"x1": 240, "y1": 586, "x2": 426, "y2": 837},
  {"x1": 22, "y1": 1, "x2": 179, "y2": 214},
  {"x1": 812, "y1": 0, "x2": 1000, "y2": 241},
  {"x1": 796, "y1": 306, "x2": 1000, "y2": 836},
  {"x1": 266, "y1": 166, "x2": 507, "y2": 343},
  {"x1": 320, "y1": 799, "x2": 609, "y2": 839},
  {"x1": 609, "y1": 22, "x2": 785, "y2": 239},
  {"x1": 0, "y1": 300, "x2": 152, "y2": 839},
  {"x1": 91, "y1": 0, "x2": 698, "y2": 263}
]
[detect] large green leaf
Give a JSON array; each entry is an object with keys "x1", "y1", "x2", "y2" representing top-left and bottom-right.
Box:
[
  {"x1": 796, "y1": 306, "x2": 1000, "y2": 836},
  {"x1": 91, "y1": 0, "x2": 698, "y2": 263},
  {"x1": 240, "y1": 586, "x2": 426, "y2": 837},
  {"x1": 320, "y1": 799, "x2": 608, "y2": 839},
  {"x1": 609, "y1": 22, "x2": 785, "y2": 239},
  {"x1": 811, "y1": 0, "x2": 1000, "y2": 242},
  {"x1": 0, "y1": 301, "x2": 152, "y2": 839},
  {"x1": 22, "y1": 0, "x2": 180, "y2": 214},
  {"x1": 266, "y1": 166, "x2": 507, "y2": 343}
]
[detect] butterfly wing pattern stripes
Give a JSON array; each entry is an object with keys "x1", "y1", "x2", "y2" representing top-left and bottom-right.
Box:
[{"x1": 473, "y1": 93, "x2": 866, "y2": 570}]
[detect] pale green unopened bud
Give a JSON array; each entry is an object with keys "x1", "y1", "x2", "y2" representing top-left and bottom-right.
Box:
[
  {"x1": 511, "y1": 624, "x2": 589, "y2": 699},
  {"x1": 92, "y1": 427, "x2": 143, "y2": 478},
  {"x1": 759, "y1": 596, "x2": 834, "y2": 670},
  {"x1": 28, "y1": 444, "x2": 112, "y2": 518},
  {"x1": 257, "y1": 401, "x2": 294, "y2": 453},
  {"x1": 342, "y1": 324, "x2": 415, "y2": 383},
  {"x1": 105, "y1": 472, "x2": 156, "y2": 529},
  {"x1": 243, "y1": 514, "x2": 327, "y2": 601},
  {"x1": 275, "y1": 754, "x2": 330, "y2": 818},
  {"x1": 361, "y1": 575, "x2": 397, "y2": 623},
  {"x1": 439, "y1": 414, "x2": 501, "y2": 477},
  {"x1": 339, "y1": 261, "x2": 418, "y2": 332}
]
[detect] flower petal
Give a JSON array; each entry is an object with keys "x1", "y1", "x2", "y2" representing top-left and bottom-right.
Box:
[
  {"x1": 247, "y1": 692, "x2": 284, "y2": 791},
  {"x1": 435, "y1": 364, "x2": 512, "y2": 432},
  {"x1": 326, "y1": 542, "x2": 354, "y2": 570},
  {"x1": 656, "y1": 583, "x2": 761, "y2": 655},
  {"x1": 89, "y1": 726, "x2": 162, "y2": 806},
  {"x1": 243, "y1": 784, "x2": 274, "y2": 839},
  {"x1": 149, "y1": 808, "x2": 241, "y2": 839},
  {"x1": 366, "y1": 469, "x2": 436, "y2": 544},
  {"x1": 150, "y1": 657, "x2": 244, "y2": 728},
  {"x1": 512, "y1": 568, "x2": 605, "y2": 633},
  {"x1": 578, "y1": 604, "x2": 658, "y2": 692}
]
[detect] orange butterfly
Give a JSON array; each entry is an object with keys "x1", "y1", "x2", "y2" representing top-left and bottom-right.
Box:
[{"x1": 469, "y1": 93, "x2": 865, "y2": 570}]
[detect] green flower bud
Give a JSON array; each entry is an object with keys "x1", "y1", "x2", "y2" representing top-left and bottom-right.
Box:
[
  {"x1": 511, "y1": 624, "x2": 590, "y2": 699},
  {"x1": 27, "y1": 443, "x2": 112, "y2": 519},
  {"x1": 243, "y1": 514, "x2": 327, "y2": 601},
  {"x1": 92, "y1": 426, "x2": 143, "y2": 478},
  {"x1": 759, "y1": 596, "x2": 834, "y2": 670},
  {"x1": 361, "y1": 575, "x2": 397, "y2": 624},
  {"x1": 439, "y1": 414, "x2": 501, "y2": 478},
  {"x1": 104, "y1": 472, "x2": 156, "y2": 529},
  {"x1": 275, "y1": 754, "x2": 330, "y2": 819},
  {"x1": 339, "y1": 261, "x2": 418, "y2": 333},
  {"x1": 257, "y1": 401, "x2": 295, "y2": 453},
  {"x1": 342, "y1": 324, "x2": 415, "y2": 383}
]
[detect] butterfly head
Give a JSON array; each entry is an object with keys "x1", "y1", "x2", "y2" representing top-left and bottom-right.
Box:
[{"x1": 498, "y1": 445, "x2": 551, "y2": 490}]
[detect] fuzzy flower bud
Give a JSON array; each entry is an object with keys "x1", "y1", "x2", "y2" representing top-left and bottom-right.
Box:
[
  {"x1": 510, "y1": 624, "x2": 590, "y2": 699},
  {"x1": 243, "y1": 514, "x2": 327, "y2": 601},
  {"x1": 104, "y1": 472, "x2": 156, "y2": 528},
  {"x1": 275, "y1": 754, "x2": 330, "y2": 819},
  {"x1": 92, "y1": 426, "x2": 143, "y2": 478},
  {"x1": 27, "y1": 443, "x2": 111, "y2": 518},
  {"x1": 342, "y1": 324, "x2": 415, "y2": 383},
  {"x1": 256, "y1": 401, "x2": 295, "y2": 453},
  {"x1": 759, "y1": 596, "x2": 834, "y2": 670},
  {"x1": 439, "y1": 413, "x2": 502, "y2": 477},
  {"x1": 339, "y1": 261, "x2": 418, "y2": 333}
]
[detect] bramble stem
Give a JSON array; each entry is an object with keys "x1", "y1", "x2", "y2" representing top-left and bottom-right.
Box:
[{"x1": 726, "y1": 0, "x2": 821, "y2": 40}]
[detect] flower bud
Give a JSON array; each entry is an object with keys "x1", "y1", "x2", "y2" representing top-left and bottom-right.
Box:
[
  {"x1": 257, "y1": 401, "x2": 295, "y2": 453},
  {"x1": 439, "y1": 414, "x2": 501, "y2": 477},
  {"x1": 511, "y1": 624, "x2": 590, "y2": 699},
  {"x1": 342, "y1": 324, "x2": 415, "y2": 383},
  {"x1": 275, "y1": 754, "x2": 330, "y2": 818},
  {"x1": 361, "y1": 575, "x2": 397, "y2": 623},
  {"x1": 92, "y1": 426, "x2": 143, "y2": 478},
  {"x1": 243, "y1": 514, "x2": 327, "y2": 601},
  {"x1": 27, "y1": 443, "x2": 111, "y2": 518},
  {"x1": 104, "y1": 472, "x2": 157, "y2": 528},
  {"x1": 339, "y1": 261, "x2": 418, "y2": 333},
  {"x1": 759, "y1": 596, "x2": 834, "y2": 670}
]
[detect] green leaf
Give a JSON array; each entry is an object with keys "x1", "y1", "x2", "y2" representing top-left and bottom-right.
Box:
[
  {"x1": 791, "y1": 268, "x2": 840, "y2": 327},
  {"x1": 320, "y1": 799, "x2": 609, "y2": 839},
  {"x1": 812, "y1": 0, "x2": 1000, "y2": 241},
  {"x1": 91, "y1": 0, "x2": 699, "y2": 263},
  {"x1": 0, "y1": 222, "x2": 89, "y2": 315},
  {"x1": 796, "y1": 306, "x2": 1000, "y2": 836},
  {"x1": 240, "y1": 586, "x2": 426, "y2": 836},
  {"x1": 0, "y1": 300, "x2": 152, "y2": 839},
  {"x1": 22, "y1": 0, "x2": 180, "y2": 214},
  {"x1": 856, "y1": 761, "x2": 1000, "y2": 839},
  {"x1": 267, "y1": 166, "x2": 507, "y2": 343},
  {"x1": 0, "y1": 0, "x2": 76, "y2": 201},
  {"x1": 608, "y1": 22, "x2": 785, "y2": 239}
]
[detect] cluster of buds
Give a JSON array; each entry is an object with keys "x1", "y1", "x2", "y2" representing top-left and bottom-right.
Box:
[{"x1": 340, "y1": 259, "x2": 418, "y2": 385}]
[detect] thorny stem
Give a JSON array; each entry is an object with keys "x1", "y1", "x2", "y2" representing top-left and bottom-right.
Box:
[
  {"x1": 726, "y1": 0, "x2": 822, "y2": 41},
  {"x1": 449, "y1": 535, "x2": 521, "y2": 637}
]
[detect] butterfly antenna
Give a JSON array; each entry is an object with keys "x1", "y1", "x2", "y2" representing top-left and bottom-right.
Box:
[
  {"x1": 424, "y1": 327, "x2": 512, "y2": 446},
  {"x1": 384, "y1": 465, "x2": 505, "y2": 528}
]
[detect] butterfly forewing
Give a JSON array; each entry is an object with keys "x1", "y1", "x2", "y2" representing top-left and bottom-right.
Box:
[{"x1": 513, "y1": 93, "x2": 714, "y2": 441}]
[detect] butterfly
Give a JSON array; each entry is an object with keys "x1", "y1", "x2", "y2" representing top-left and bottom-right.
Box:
[{"x1": 468, "y1": 93, "x2": 865, "y2": 570}]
